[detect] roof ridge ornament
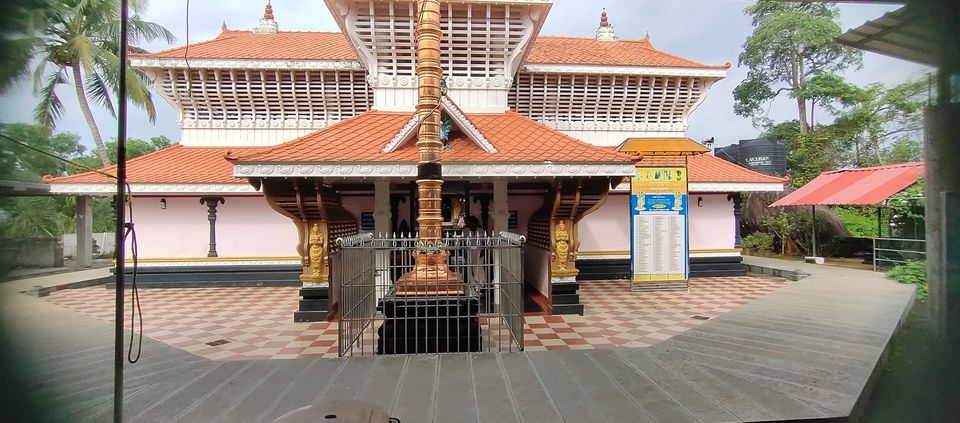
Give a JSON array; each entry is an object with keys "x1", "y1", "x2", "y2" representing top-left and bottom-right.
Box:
[
  {"x1": 596, "y1": 8, "x2": 618, "y2": 42},
  {"x1": 253, "y1": 0, "x2": 279, "y2": 34},
  {"x1": 381, "y1": 95, "x2": 497, "y2": 154}
]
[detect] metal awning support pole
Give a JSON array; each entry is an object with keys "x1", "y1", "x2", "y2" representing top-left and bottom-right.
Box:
[
  {"x1": 811, "y1": 205, "x2": 817, "y2": 257},
  {"x1": 877, "y1": 206, "x2": 882, "y2": 238},
  {"x1": 114, "y1": 0, "x2": 130, "y2": 421}
]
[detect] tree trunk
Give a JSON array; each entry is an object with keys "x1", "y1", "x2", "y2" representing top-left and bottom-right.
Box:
[
  {"x1": 797, "y1": 97, "x2": 810, "y2": 134},
  {"x1": 71, "y1": 65, "x2": 110, "y2": 168}
]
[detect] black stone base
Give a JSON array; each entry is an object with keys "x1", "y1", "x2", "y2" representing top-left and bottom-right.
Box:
[
  {"x1": 294, "y1": 287, "x2": 330, "y2": 322},
  {"x1": 574, "y1": 256, "x2": 747, "y2": 280},
  {"x1": 551, "y1": 282, "x2": 584, "y2": 316},
  {"x1": 107, "y1": 264, "x2": 301, "y2": 288},
  {"x1": 377, "y1": 295, "x2": 481, "y2": 354},
  {"x1": 690, "y1": 256, "x2": 747, "y2": 277}
]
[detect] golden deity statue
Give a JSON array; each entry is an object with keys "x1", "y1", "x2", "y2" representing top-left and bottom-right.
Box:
[
  {"x1": 555, "y1": 220, "x2": 570, "y2": 271},
  {"x1": 308, "y1": 223, "x2": 324, "y2": 277}
]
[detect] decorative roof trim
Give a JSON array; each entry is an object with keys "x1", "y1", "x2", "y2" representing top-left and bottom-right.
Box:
[
  {"x1": 612, "y1": 181, "x2": 785, "y2": 193},
  {"x1": 381, "y1": 96, "x2": 498, "y2": 154},
  {"x1": 234, "y1": 162, "x2": 634, "y2": 178},
  {"x1": 49, "y1": 183, "x2": 258, "y2": 195},
  {"x1": 130, "y1": 57, "x2": 363, "y2": 71},
  {"x1": 521, "y1": 64, "x2": 727, "y2": 77},
  {"x1": 688, "y1": 182, "x2": 785, "y2": 193},
  {"x1": 381, "y1": 115, "x2": 421, "y2": 153},
  {"x1": 441, "y1": 96, "x2": 497, "y2": 153}
]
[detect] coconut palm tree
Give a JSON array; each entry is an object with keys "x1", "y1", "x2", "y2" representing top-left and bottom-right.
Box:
[{"x1": 32, "y1": 0, "x2": 174, "y2": 167}]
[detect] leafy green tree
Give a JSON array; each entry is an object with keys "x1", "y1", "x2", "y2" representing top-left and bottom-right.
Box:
[
  {"x1": 0, "y1": 0, "x2": 50, "y2": 93},
  {"x1": 0, "y1": 122, "x2": 86, "y2": 181},
  {"x1": 735, "y1": 0, "x2": 862, "y2": 133},
  {"x1": 831, "y1": 79, "x2": 927, "y2": 167},
  {"x1": 72, "y1": 135, "x2": 176, "y2": 169},
  {"x1": 31, "y1": 0, "x2": 174, "y2": 168}
]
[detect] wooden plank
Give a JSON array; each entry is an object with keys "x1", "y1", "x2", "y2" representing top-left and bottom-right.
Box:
[
  {"x1": 498, "y1": 353, "x2": 562, "y2": 423},
  {"x1": 582, "y1": 349, "x2": 695, "y2": 423},
  {"x1": 390, "y1": 355, "x2": 438, "y2": 423},
  {"x1": 132, "y1": 361, "x2": 249, "y2": 423},
  {"x1": 470, "y1": 353, "x2": 520, "y2": 423},
  {"x1": 214, "y1": 360, "x2": 312, "y2": 423},
  {"x1": 175, "y1": 360, "x2": 279, "y2": 423},
  {"x1": 647, "y1": 349, "x2": 779, "y2": 421},
  {"x1": 699, "y1": 365, "x2": 825, "y2": 420},
  {"x1": 613, "y1": 349, "x2": 738, "y2": 423},
  {"x1": 433, "y1": 354, "x2": 477, "y2": 423},
  {"x1": 259, "y1": 358, "x2": 345, "y2": 422},
  {"x1": 527, "y1": 351, "x2": 606, "y2": 422},
  {"x1": 556, "y1": 350, "x2": 654, "y2": 423},
  {"x1": 317, "y1": 356, "x2": 378, "y2": 403},
  {"x1": 356, "y1": 355, "x2": 407, "y2": 411}
]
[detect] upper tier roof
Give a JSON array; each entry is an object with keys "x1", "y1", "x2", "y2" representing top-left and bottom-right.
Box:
[
  {"x1": 230, "y1": 111, "x2": 635, "y2": 164},
  {"x1": 134, "y1": 30, "x2": 728, "y2": 70}
]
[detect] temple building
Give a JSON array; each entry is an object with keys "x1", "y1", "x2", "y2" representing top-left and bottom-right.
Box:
[{"x1": 46, "y1": 0, "x2": 785, "y2": 318}]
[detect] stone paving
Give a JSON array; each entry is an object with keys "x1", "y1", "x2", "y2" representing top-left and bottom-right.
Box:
[{"x1": 44, "y1": 276, "x2": 788, "y2": 359}]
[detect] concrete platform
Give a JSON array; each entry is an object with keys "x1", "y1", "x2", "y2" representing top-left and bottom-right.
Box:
[{"x1": 2, "y1": 258, "x2": 914, "y2": 422}]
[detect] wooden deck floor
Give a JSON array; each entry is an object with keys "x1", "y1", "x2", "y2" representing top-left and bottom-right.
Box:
[{"x1": 3, "y1": 261, "x2": 914, "y2": 422}]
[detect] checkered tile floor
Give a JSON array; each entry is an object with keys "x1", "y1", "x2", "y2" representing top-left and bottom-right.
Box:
[{"x1": 44, "y1": 276, "x2": 787, "y2": 359}]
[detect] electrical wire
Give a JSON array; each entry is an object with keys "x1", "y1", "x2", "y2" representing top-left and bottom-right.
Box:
[{"x1": 0, "y1": 131, "x2": 142, "y2": 363}]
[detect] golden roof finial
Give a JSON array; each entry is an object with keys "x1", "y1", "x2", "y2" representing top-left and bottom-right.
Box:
[{"x1": 264, "y1": 0, "x2": 274, "y2": 21}]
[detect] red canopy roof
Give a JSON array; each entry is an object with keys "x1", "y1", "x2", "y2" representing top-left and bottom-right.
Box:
[{"x1": 770, "y1": 162, "x2": 924, "y2": 207}]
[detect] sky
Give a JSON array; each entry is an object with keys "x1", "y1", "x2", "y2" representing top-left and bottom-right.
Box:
[{"x1": 0, "y1": 0, "x2": 932, "y2": 152}]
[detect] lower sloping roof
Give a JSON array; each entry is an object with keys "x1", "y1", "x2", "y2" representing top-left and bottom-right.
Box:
[{"x1": 771, "y1": 162, "x2": 924, "y2": 207}]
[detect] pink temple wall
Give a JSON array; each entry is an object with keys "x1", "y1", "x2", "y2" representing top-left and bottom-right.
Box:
[
  {"x1": 687, "y1": 193, "x2": 736, "y2": 250},
  {"x1": 578, "y1": 194, "x2": 630, "y2": 253},
  {"x1": 128, "y1": 195, "x2": 297, "y2": 259}
]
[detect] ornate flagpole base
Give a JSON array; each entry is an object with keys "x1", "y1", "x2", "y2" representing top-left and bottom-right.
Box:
[{"x1": 395, "y1": 251, "x2": 464, "y2": 296}]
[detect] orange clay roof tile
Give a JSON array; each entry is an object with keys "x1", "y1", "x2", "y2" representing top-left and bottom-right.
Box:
[
  {"x1": 133, "y1": 30, "x2": 356, "y2": 61},
  {"x1": 523, "y1": 36, "x2": 729, "y2": 69},
  {"x1": 44, "y1": 145, "x2": 267, "y2": 185},
  {"x1": 232, "y1": 111, "x2": 636, "y2": 164},
  {"x1": 133, "y1": 31, "x2": 728, "y2": 69},
  {"x1": 639, "y1": 154, "x2": 788, "y2": 184}
]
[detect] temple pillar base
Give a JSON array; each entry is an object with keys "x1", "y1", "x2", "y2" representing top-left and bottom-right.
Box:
[
  {"x1": 376, "y1": 294, "x2": 481, "y2": 354},
  {"x1": 293, "y1": 286, "x2": 330, "y2": 322},
  {"x1": 551, "y1": 274, "x2": 583, "y2": 315}
]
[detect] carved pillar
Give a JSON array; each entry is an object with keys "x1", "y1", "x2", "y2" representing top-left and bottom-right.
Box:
[
  {"x1": 199, "y1": 196, "x2": 225, "y2": 257},
  {"x1": 730, "y1": 193, "x2": 743, "y2": 248},
  {"x1": 258, "y1": 178, "x2": 358, "y2": 321}
]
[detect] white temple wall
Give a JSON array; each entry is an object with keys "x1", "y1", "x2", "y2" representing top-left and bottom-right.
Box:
[
  {"x1": 688, "y1": 193, "x2": 736, "y2": 251},
  {"x1": 126, "y1": 195, "x2": 296, "y2": 260},
  {"x1": 578, "y1": 193, "x2": 630, "y2": 254},
  {"x1": 552, "y1": 128, "x2": 687, "y2": 147}
]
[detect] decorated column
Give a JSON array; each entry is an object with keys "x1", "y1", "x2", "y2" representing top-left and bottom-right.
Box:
[{"x1": 199, "y1": 196, "x2": 225, "y2": 257}]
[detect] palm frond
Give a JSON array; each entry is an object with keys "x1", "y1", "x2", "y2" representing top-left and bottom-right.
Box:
[
  {"x1": 85, "y1": 71, "x2": 116, "y2": 117},
  {"x1": 33, "y1": 67, "x2": 68, "y2": 128},
  {"x1": 65, "y1": 33, "x2": 97, "y2": 73},
  {"x1": 127, "y1": 15, "x2": 176, "y2": 45}
]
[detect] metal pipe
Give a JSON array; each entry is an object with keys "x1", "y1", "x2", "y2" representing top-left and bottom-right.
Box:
[{"x1": 114, "y1": 0, "x2": 130, "y2": 420}]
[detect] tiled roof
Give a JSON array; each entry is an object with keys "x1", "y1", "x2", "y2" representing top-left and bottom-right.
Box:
[
  {"x1": 134, "y1": 31, "x2": 727, "y2": 70},
  {"x1": 640, "y1": 154, "x2": 789, "y2": 184},
  {"x1": 619, "y1": 137, "x2": 710, "y2": 155},
  {"x1": 232, "y1": 111, "x2": 635, "y2": 164},
  {"x1": 771, "y1": 162, "x2": 923, "y2": 206},
  {"x1": 133, "y1": 30, "x2": 356, "y2": 61},
  {"x1": 525, "y1": 36, "x2": 730, "y2": 69},
  {"x1": 44, "y1": 146, "x2": 267, "y2": 185}
]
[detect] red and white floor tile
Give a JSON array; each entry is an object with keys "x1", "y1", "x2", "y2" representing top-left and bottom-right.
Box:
[{"x1": 44, "y1": 276, "x2": 787, "y2": 360}]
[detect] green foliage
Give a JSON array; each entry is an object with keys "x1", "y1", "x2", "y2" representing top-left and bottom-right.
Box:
[
  {"x1": 735, "y1": 0, "x2": 862, "y2": 131},
  {"x1": 887, "y1": 260, "x2": 928, "y2": 300},
  {"x1": 29, "y1": 0, "x2": 175, "y2": 166},
  {"x1": 0, "y1": 0, "x2": 51, "y2": 93},
  {"x1": 741, "y1": 232, "x2": 774, "y2": 251},
  {"x1": 0, "y1": 123, "x2": 86, "y2": 181},
  {"x1": 763, "y1": 212, "x2": 806, "y2": 255},
  {"x1": 835, "y1": 206, "x2": 879, "y2": 238},
  {"x1": 888, "y1": 180, "x2": 925, "y2": 221},
  {"x1": 883, "y1": 139, "x2": 923, "y2": 164},
  {"x1": 71, "y1": 135, "x2": 176, "y2": 169}
]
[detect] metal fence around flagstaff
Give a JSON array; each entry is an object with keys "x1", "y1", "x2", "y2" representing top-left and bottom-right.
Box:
[{"x1": 335, "y1": 231, "x2": 525, "y2": 357}]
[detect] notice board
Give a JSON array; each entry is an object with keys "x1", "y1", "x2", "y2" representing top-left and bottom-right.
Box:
[{"x1": 630, "y1": 166, "x2": 689, "y2": 286}]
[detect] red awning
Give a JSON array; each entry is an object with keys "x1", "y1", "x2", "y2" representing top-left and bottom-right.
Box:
[{"x1": 770, "y1": 162, "x2": 924, "y2": 207}]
